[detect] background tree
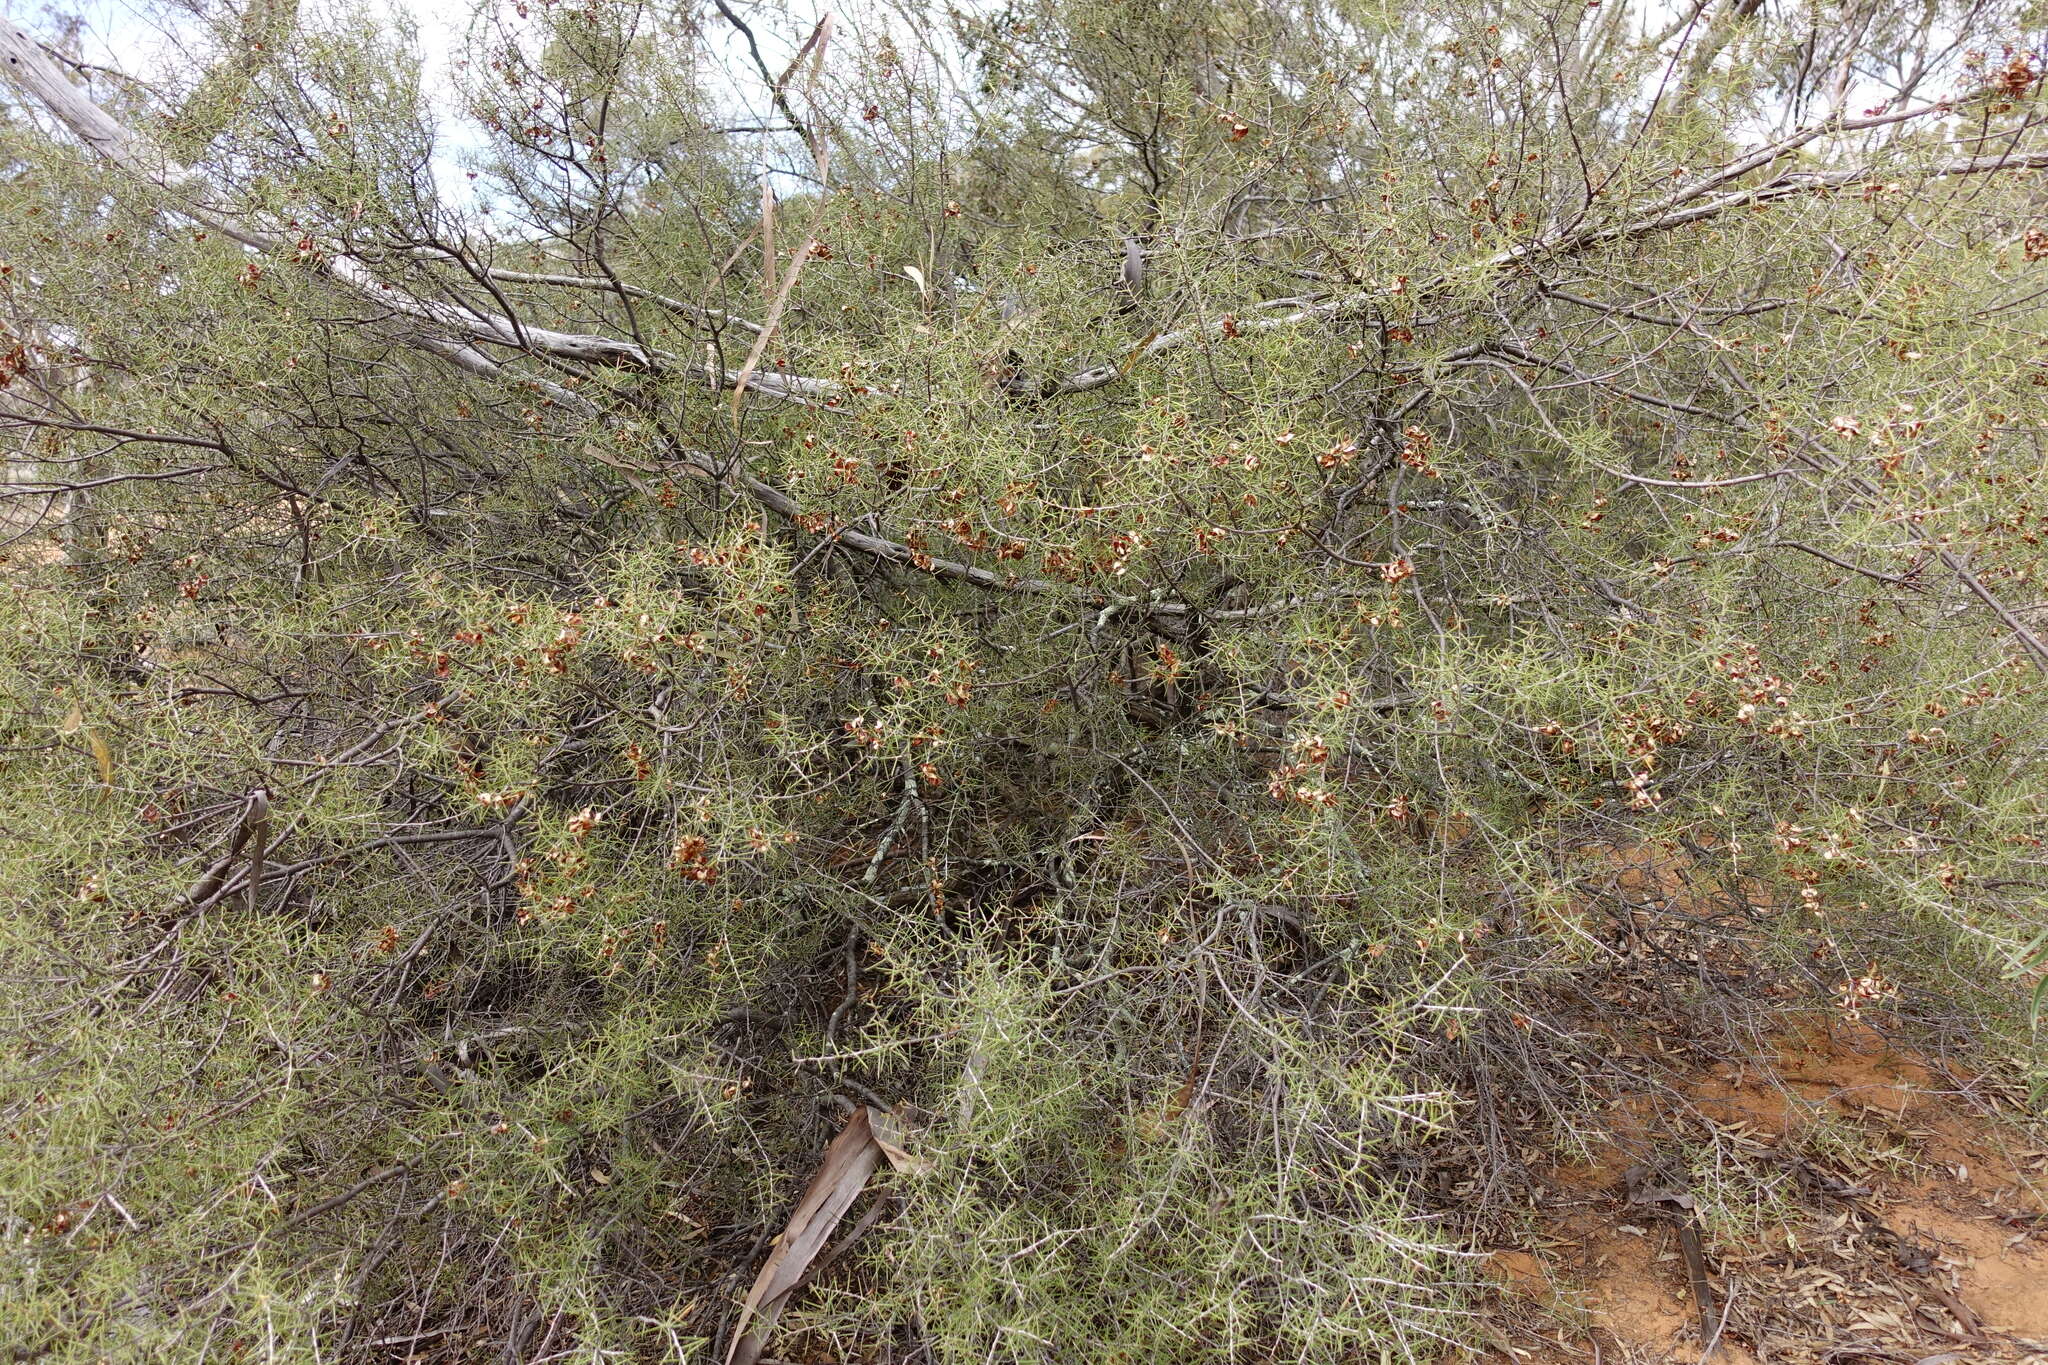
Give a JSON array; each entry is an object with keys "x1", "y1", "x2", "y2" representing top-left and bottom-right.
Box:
[{"x1": 2, "y1": 0, "x2": 2046, "y2": 1360}]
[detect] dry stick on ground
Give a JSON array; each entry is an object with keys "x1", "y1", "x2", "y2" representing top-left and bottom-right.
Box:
[{"x1": 726, "y1": 1106, "x2": 884, "y2": 1365}]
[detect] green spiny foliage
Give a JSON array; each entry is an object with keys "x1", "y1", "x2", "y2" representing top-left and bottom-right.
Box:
[{"x1": 2, "y1": 0, "x2": 2047, "y2": 1360}]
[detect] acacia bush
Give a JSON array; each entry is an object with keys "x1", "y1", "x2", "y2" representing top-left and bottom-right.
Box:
[{"x1": 2, "y1": 0, "x2": 2046, "y2": 1360}]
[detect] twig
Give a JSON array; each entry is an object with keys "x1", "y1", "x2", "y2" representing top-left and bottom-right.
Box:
[
  {"x1": 862, "y1": 761, "x2": 923, "y2": 889},
  {"x1": 709, "y1": 0, "x2": 811, "y2": 146}
]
